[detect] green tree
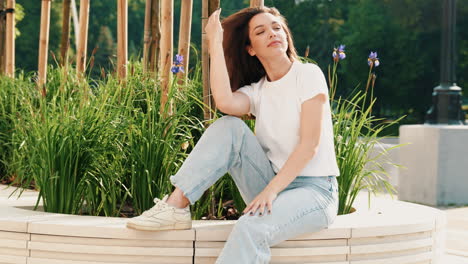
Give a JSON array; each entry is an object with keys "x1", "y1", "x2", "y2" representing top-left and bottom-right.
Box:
[
  {"x1": 457, "y1": 0, "x2": 468, "y2": 100},
  {"x1": 12, "y1": 0, "x2": 468, "y2": 120},
  {"x1": 340, "y1": 0, "x2": 442, "y2": 122},
  {"x1": 91, "y1": 25, "x2": 115, "y2": 78},
  {"x1": 16, "y1": 0, "x2": 62, "y2": 72}
]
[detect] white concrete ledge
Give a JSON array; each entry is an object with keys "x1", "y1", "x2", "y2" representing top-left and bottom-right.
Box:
[{"x1": 0, "y1": 186, "x2": 446, "y2": 264}]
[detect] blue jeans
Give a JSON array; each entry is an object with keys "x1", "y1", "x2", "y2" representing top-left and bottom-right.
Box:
[{"x1": 170, "y1": 115, "x2": 339, "y2": 264}]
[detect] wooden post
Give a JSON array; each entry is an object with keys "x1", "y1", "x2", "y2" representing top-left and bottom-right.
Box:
[
  {"x1": 117, "y1": 0, "x2": 127, "y2": 79},
  {"x1": 208, "y1": 0, "x2": 219, "y2": 14},
  {"x1": 176, "y1": 0, "x2": 192, "y2": 85},
  {"x1": 5, "y1": 0, "x2": 14, "y2": 77},
  {"x1": 60, "y1": 0, "x2": 71, "y2": 68},
  {"x1": 159, "y1": 0, "x2": 173, "y2": 116},
  {"x1": 250, "y1": 0, "x2": 264, "y2": 7},
  {"x1": 71, "y1": 0, "x2": 79, "y2": 48},
  {"x1": 142, "y1": 0, "x2": 151, "y2": 72},
  {"x1": 202, "y1": 0, "x2": 209, "y2": 121},
  {"x1": 209, "y1": 0, "x2": 219, "y2": 113},
  {"x1": 0, "y1": 0, "x2": 6, "y2": 74},
  {"x1": 38, "y1": 0, "x2": 51, "y2": 87},
  {"x1": 149, "y1": 0, "x2": 160, "y2": 74},
  {"x1": 76, "y1": 0, "x2": 90, "y2": 78},
  {"x1": 202, "y1": 0, "x2": 219, "y2": 121}
]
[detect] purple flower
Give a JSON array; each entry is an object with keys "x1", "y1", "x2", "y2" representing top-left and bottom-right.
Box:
[
  {"x1": 174, "y1": 54, "x2": 184, "y2": 65},
  {"x1": 332, "y1": 44, "x2": 346, "y2": 62},
  {"x1": 171, "y1": 66, "x2": 184, "y2": 74},
  {"x1": 171, "y1": 54, "x2": 185, "y2": 74},
  {"x1": 367, "y1": 51, "x2": 380, "y2": 67}
]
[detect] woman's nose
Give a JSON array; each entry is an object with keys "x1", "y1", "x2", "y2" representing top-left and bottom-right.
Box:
[{"x1": 268, "y1": 30, "x2": 277, "y2": 38}]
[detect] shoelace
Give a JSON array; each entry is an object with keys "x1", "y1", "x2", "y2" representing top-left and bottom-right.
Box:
[{"x1": 141, "y1": 198, "x2": 169, "y2": 217}]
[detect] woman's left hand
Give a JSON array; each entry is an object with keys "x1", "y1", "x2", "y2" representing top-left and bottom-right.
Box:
[{"x1": 243, "y1": 187, "x2": 278, "y2": 216}]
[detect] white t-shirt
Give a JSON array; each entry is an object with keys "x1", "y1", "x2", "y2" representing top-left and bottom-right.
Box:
[{"x1": 237, "y1": 61, "x2": 340, "y2": 177}]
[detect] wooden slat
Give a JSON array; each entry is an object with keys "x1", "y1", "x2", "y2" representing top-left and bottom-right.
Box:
[
  {"x1": 38, "y1": 0, "x2": 51, "y2": 87},
  {"x1": 28, "y1": 259, "x2": 133, "y2": 264},
  {"x1": 349, "y1": 231, "x2": 432, "y2": 245},
  {"x1": 195, "y1": 246, "x2": 349, "y2": 257},
  {"x1": 0, "y1": 247, "x2": 28, "y2": 257},
  {"x1": 30, "y1": 250, "x2": 191, "y2": 263},
  {"x1": 5, "y1": 0, "x2": 15, "y2": 77},
  {"x1": 351, "y1": 238, "x2": 433, "y2": 254},
  {"x1": 350, "y1": 251, "x2": 432, "y2": 264},
  {"x1": 60, "y1": 0, "x2": 71, "y2": 67},
  {"x1": 142, "y1": 0, "x2": 152, "y2": 72},
  {"x1": 0, "y1": 238, "x2": 27, "y2": 249},
  {"x1": 76, "y1": 0, "x2": 90, "y2": 77},
  {"x1": 117, "y1": 0, "x2": 128, "y2": 79},
  {"x1": 351, "y1": 222, "x2": 434, "y2": 238},
  {"x1": 0, "y1": 254, "x2": 26, "y2": 264},
  {"x1": 28, "y1": 241, "x2": 193, "y2": 256},
  {"x1": 31, "y1": 234, "x2": 192, "y2": 247},
  {"x1": 250, "y1": 0, "x2": 264, "y2": 7},
  {"x1": 159, "y1": 0, "x2": 173, "y2": 116},
  {"x1": 149, "y1": 0, "x2": 160, "y2": 74},
  {"x1": 201, "y1": 0, "x2": 209, "y2": 121},
  {"x1": 0, "y1": 230, "x2": 29, "y2": 240},
  {"x1": 0, "y1": 0, "x2": 5, "y2": 74},
  {"x1": 176, "y1": 0, "x2": 192, "y2": 85}
]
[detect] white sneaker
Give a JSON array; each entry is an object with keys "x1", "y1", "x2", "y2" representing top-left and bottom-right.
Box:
[{"x1": 126, "y1": 195, "x2": 192, "y2": 231}]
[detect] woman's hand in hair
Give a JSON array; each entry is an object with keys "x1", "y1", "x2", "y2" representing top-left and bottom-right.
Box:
[{"x1": 205, "y1": 8, "x2": 223, "y2": 53}]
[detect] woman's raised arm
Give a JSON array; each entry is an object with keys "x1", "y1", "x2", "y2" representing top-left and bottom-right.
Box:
[{"x1": 205, "y1": 9, "x2": 250, "y2": 116}]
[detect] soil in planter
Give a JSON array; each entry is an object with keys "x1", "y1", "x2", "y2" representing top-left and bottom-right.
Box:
[
  {"x1": 0, "y1": 174, "x2": 37, "y2": 190},
  {"x1": 200, "y1": 199, "x2": 241, "y2": 220}
]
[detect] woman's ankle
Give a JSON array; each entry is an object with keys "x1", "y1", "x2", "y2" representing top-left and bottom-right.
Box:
[{"x1": 166, "y1": 189, "x2": 190, "y2": 209}]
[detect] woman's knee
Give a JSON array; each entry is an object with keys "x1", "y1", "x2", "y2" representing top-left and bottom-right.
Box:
[
  {"x1": 207, "y1": 115, "x2": 246, "y2": 135},
  {"x1": 212, "y1": 115, "x2": 244, "y2": 128}
]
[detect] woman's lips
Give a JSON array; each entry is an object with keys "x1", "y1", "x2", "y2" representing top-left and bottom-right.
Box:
[{"x1": 268, "y1": 41, "x2": 281, "y2": 47}]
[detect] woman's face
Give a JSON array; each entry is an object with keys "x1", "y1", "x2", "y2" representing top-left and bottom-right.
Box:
[{"x1": 246, "y1": 12, "x2": 289, "y2": 60}]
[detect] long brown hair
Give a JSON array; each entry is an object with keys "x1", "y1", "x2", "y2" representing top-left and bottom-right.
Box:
[{"x1": 222, "y1": 6, "x2": 299, "y2": 92}]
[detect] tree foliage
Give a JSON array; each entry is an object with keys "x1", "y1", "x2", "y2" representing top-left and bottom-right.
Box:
[
  {"x1": 13, "y1": 0, "x2": 468, "y2": 123},
  {"x1": 16, "y1": 0, "x2": 62, "y2": 72}
]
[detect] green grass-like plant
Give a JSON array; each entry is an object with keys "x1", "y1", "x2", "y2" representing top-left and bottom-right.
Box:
[
  {"x1": 5, "y1": 62, "x2": 205, "y2": 216},
  {"x1": 328, "y1": 50, "x2": 406, "y2": 215}
]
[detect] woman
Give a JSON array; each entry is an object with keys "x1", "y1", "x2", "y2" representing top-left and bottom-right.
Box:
[{"x1": 127, "y1": 6, "x2": 340, "y2": 263}]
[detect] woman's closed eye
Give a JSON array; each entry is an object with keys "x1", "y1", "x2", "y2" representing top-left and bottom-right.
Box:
[{"x1": 256, "y1": 27, "x2": 281, "y2": 35}]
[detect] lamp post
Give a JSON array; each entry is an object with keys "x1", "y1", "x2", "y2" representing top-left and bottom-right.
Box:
[{"x1": 425, "y1": 0, "x2": 465, "y2": 125}]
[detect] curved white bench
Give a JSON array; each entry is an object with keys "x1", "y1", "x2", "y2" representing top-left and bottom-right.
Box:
[{"x1": 0, "y1": 187, "x2": 446, "y2": 264}]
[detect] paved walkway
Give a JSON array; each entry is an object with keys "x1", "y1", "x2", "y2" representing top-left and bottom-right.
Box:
[{"x1": 1, "y1": 184, "x2": 467, "y2": 262}]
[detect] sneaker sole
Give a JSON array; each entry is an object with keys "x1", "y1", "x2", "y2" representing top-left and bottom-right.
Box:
[{"x1": 126, "y1": 221, "x2": 192, "y2": 231}]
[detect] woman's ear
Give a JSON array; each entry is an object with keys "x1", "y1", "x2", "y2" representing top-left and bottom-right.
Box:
[{"x1": 246, "y1": 45, "x2": 256, "y2": 56}]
